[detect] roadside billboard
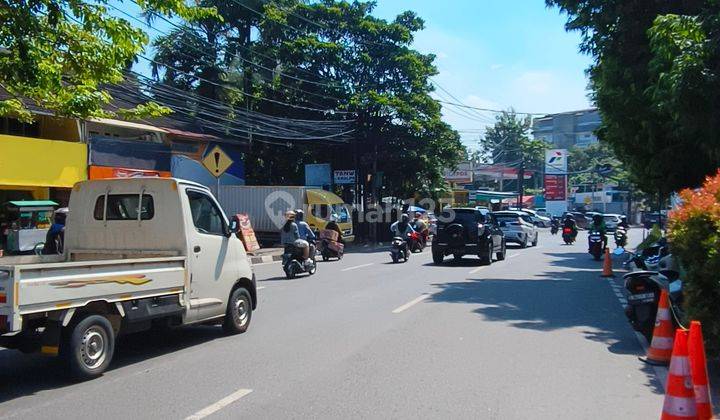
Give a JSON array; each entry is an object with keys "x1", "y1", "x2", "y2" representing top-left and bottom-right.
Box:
[
  {"x1": 544, "y1": 149, "x2": 568, "y2": 216},
  {"x1": 544, "y1": 149, "x2": 567, "y2": 175}
]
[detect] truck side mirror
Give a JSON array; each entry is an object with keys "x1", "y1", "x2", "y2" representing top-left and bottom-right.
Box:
[{"x1": 228, "y1": 218, "x2": 240, "y2": 235}]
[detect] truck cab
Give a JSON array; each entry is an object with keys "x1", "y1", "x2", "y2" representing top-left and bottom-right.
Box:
[
  {"x1": 306, "y1": 189, "x2": 354, "y2": 241},
  {"x1": 0, "y1": 178, "x2": 256, "y2": 379}
]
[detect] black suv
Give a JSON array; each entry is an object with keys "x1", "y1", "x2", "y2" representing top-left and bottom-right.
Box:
[{"x1": 432, "y1": 208, "x2": 506, "y2": 265}]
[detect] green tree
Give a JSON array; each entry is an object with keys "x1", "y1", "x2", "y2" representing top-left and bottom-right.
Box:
[
  {"x1": 480, "y1": 111, "x2": 547, "y2": 192},
  {"x1": 567, "y1": 142, "x2": 628, "y2": 187},
  {"x1": 547, "y1": 0, "x2": 719, "y2": 194},
  {"x1": 0, "y1": 0, "x2": 214, "y2": 121},
  {"x1": 151, "y1": 0, "x2": 464, "y2": 198}
]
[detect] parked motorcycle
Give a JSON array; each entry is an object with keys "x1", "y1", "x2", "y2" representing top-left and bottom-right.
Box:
[
  {"x1": 282, "y1": 242, "x2": 317, "y2": 279},
  {"x1": 624, "y1": 255, "x2": 683, "y2": 341},
  {"x1": 614, "y1": 226, "x2": 628, "y2": 248},
  {"x1": 407, "y1": 231, "x2": 425, "y2": 253},
  {"x1": 562, "y1": 227, "x2": 576, "y2": 244},
  {"x1": 588, "y1": 230, "x2": 604, "y2": 260},
  {"x1": 390, "y1": 236, "x2": 410, "y2": 263}
]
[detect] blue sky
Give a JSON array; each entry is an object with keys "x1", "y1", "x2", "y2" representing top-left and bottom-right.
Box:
[
  {"x1": 124, "y1": 1, "x2": 592, "y2": 150},
  {"x1": 372, "y1": 1, "x2": 593, "y2": 149}
]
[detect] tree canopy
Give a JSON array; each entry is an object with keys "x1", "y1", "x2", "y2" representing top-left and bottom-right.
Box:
[
  {"x1": 547, "y1": 0, "x2": 720, "y2": 194},
  {"x1": 150, "y1": 0, "x2": 463, "y2": 197},
  {"x1": 480, "y1": 111, "x2": 546, "y2": 170},
  {"x1": 0, "y1": 0, "x2": 215, "y2": 121}
]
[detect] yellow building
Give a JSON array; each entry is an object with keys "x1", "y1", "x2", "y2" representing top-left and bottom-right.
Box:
[{"x1": 0, "y1": 115, "x2": 87, "y2": 205}]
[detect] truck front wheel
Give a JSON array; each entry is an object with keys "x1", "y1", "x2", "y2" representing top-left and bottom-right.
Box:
[
  {"x1": 223, "y1": 287, "x2": 252, "y2": 335},
  {"x1": 65, "y1": 314, "x2": 115, "y2": 380}
]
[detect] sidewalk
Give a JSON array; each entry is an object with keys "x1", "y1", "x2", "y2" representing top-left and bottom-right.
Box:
[{"x1": 247, "y1": 247, "x2": 284, "y2": 264}]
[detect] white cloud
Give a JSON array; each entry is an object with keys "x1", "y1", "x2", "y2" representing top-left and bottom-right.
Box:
[{"x1": 490, "y1": 64, "x2": 503, "y2": 70}]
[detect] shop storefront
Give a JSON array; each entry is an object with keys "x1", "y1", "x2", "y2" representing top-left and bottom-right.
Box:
[{"x1": 0, "y1": 134, "x2": 86, "y2": 253}]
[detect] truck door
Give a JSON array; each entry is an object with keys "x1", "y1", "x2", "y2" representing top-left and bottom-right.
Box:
[{"x1": 184, "y1": 188, "x2": 240, "y2": 320}]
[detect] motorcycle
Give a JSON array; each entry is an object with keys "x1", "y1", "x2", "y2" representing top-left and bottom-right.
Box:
[
  {"x1": 588, "y1": 230, "x2": 604, "y2": 260},
  {"x1": 282, "y1": 242, "x2": 317, "y2": 279},
  {"x1": 562, "y1": 226, "x2": 576, "y2": 244},
  {"x1": 624, "y1": 255, "x2": 684, "y2": 341},
  {"x1": 407, "y1": 230, "x2": 425, "y2": 253},
  {"x1": 318, "y1": 229, "x2": 344, "y2": 261},
  {"x1": 390, "y1": 236, "x2": 410, "y2": 263},
  {"x1": 550, "y1": 222, "x2": 559, "y2": 235},
  {"x1": 614, "y1": 226, "x2": 628, "y2": 248}
]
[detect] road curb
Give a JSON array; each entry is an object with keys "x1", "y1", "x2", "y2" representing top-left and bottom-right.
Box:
[{"x1": 250, "y1": 254, "x2": 283, "y2": 265}]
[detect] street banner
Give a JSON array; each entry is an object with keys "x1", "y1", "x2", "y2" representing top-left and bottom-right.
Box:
[
  {"x1": 235, "y1": 213, "x2": 260, "y2": 253},
  {"x1": 334, "y1": 170, "x2": 356, "y2": 185},
  {"x1": 544, "y1": 149, "x2": 568, "y2": 175},
  {"x1": 544, "y1": 174, "x2": 567, "y2": 200}
]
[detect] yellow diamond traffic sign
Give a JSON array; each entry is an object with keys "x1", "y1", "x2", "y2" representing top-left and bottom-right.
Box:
[{"x1": 202, "y1": 146, "x2": 234, "y2": 178}]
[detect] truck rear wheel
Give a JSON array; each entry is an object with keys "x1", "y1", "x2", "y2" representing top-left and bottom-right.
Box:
[
  {"x1": 64, "y1": 314, "x2": 115, "y2": 380},
  {"x1": 223, "y1": 287, "x2": 252, "y2": 335}
]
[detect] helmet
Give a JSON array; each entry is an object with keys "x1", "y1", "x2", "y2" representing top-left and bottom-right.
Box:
[
  {"x1": 285, "y1": 210, "x2": 296, "y2": 221},
  {"x1": 295, "y1": 209, "x2": 304, "y2": 222},
  {"x1": 592, "y1": 214, "x2": 602, "y2": 224},
  {"x1": 400, "y1": 213, "x2": 410, "y2": 223}
]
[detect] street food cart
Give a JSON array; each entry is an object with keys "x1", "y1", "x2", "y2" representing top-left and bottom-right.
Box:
[{"x1": 2, "y1": 200, "x2": 57, "y2": 253}]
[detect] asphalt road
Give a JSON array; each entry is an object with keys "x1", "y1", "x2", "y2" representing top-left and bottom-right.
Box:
[{"x1": 0, "y1": 229, "x2": 664, "y2": 419}]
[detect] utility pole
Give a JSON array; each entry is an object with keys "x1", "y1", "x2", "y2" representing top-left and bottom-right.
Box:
[
  {"x1": 517, "y1": 157, "x2": 525, "y2": 209},
  {"x1": 241, "y1": 21, "x2": 253, "y2": 150}
]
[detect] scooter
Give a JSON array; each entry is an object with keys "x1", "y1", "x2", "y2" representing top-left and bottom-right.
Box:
[
  {"x1": 614, "y1": 226, "x2": 628, "y2": 248},
  {"x1": 407, "y1": 231, "x2": 425, "y2": 253},
  {"x1": 588, "y1": 230, "x2": 604, "y2": 260},
  {"x1": 624, "y1": 255, "x2": 683, "y2": 341},
  {"x1": 390, "y1": 236, "x2": 409, "y2": 263},
  {"x1": 562, "y1": 227, "x2": 576, "y2": 244},
  {"x1": 282, "y1": 242, "x2": 317, "y2": 279},
  {"x1": 550, "y1": 222, "x2": 559, "y2": 235},
  {"x1": 318, "y1": 237, "x2": 344, "y2": 261}
]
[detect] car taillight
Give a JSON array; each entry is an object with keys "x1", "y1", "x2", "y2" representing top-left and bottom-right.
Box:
[{"x1": 563, "y1": 227, "x2": 572, "y2": 234}]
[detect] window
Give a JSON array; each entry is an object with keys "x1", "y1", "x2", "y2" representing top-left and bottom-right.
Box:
[
  {"x1": 439, "y1": 210, "x2": 482, "y2": 225},
  {"x1": 312, "y1": 204, "x2": 330, "y2": 220},
  {"x1": 186, "y1": 190, "x2": 226, "y2": 236},
  {"x1": 94, "y1": 194, "x2": 154, "y2": 220}
]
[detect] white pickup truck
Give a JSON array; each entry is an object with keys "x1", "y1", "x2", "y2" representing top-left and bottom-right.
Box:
[{"x1": 0, "y1": 178, "x2": 257, "y2": 379}]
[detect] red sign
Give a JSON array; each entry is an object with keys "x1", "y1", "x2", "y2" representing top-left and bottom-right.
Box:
[
  {"x1": 544, "y1": 175, "x2": 566, "y2": 200},
  {"x1": 235, "y1": 213, "x2": 260, "y2": 253},
  {"x1": 89, "y1": 166, "x2": 171, "y2": 179}
]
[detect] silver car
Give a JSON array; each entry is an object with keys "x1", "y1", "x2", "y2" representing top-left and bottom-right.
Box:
[
  {"x1": 603, "y1": 214, "x2": 622, "y2": 231},
  {"x1": 492, "y1": 211, "x2": 539, "y2": 248}
]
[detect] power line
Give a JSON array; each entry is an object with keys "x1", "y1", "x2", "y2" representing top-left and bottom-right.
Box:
[{"x1": 108, "y1": 1, "x2": 352, "y2": 109}]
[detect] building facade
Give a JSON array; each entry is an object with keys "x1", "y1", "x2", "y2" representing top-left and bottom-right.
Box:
[{"x1": 531, "y1": 108, "x2": 601, "y2": 149}]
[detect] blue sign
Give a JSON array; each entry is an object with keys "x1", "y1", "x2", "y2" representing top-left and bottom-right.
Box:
[{"x1": 305, "y1": 163, "x2": 332, "y2": 187}]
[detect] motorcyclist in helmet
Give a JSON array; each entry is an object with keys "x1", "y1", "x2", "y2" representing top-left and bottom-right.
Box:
[
  {"x1": 390, "y1": 214, "x2": 415, "y2": 255},
  {"x1": 295, "y1": 209, "x2": 316, "y2": 266},
  {"x1": 391, "y1": 213, "x2": 415, "y2": 237},
  {"x1": 562, "y1": 214, "x2": 578, "y2": 239},
  {"x1": 589, "y1": 214, "x2": 608, "y2": 250}
]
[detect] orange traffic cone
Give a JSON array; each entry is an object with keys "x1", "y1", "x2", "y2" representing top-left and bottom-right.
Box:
[
  {"x1": 641, "y1": 290, "x2": 674, "y2": 365},
  {"x1": 601, "y1": 248, "x2": 614, "y2": 277},
  {"x1": 662, "y1": 329, "x2": 697, "y2": 419},
  {"x1": 688, "y1": 321, "x2": 712, "y2": 420}
]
